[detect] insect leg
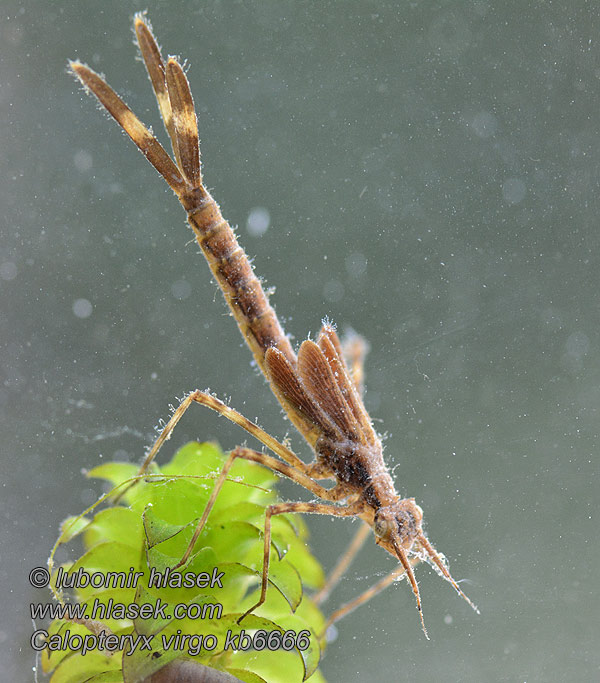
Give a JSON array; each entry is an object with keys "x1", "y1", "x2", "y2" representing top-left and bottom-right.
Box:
[
  {"x1": 238, "y1": 499, "x2": 364, "y2": 624},
  {"x1": 193, "y1": 391, "x2": 316, "y2": 469},
  {"x1": 132, "y1": 389, "x2": 309, "y2": 478},
  {"x1": 114, "y1": 390, "x2": 203, "y2": 502},
  {"x1": 175, "y1": 446, "x2": 347, "y2": 568},
  {"x1": 116, "y1": 390, "x2": 319, "y2": 503}
]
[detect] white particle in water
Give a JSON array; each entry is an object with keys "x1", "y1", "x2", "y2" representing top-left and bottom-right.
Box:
[
  {"x1": 246, "y1": 206, "x2": 271, "y2": 236},
  {"x1": 73, "y1": 298, "x2": 93, "y2": 318}
]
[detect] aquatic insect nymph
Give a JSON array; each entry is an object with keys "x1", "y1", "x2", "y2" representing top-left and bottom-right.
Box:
[{"x1": 71, "y1": 12, "x2": 479, "y2": 638}]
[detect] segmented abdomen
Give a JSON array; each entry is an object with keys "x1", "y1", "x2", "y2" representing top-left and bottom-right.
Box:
[{"x1": 185, "y1": 191, "x2": 296, "y2": 376}]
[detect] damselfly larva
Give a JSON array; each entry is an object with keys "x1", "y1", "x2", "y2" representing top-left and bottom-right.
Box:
[{"x1": 70, "y1": 13, "x2": 479, "y2": 638}]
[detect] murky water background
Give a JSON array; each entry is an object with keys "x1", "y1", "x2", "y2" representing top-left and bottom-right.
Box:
[{"x1": 2, "y1": 2, "x2": 598, "y2": 680}]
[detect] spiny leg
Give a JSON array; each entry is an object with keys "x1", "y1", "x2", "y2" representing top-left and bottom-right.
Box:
[
  {"x1": 177, "y1": 446, "x2": 347, "y2": 569},
  {"x1": 238, "y1": 499, "x2": 364, "y2": 624},
  {"x1": 322, "y1": 556, "x2": 421, "y2": 636},
  {"x1": 114, "y1": 390, "x2": 316, "y2": 503},
  {"x1": 142, "y1": 391, "x2": 310, "y2": 474},
  {"x1": 313, "y1": 522, "x2": 371, "y2": 605}
]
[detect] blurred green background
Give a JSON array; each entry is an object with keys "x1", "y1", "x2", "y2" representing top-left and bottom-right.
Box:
[{"x1": 2, "y1": 1, "x2": 598, "y2": 681}]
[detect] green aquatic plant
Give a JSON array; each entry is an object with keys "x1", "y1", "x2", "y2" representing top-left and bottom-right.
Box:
[{"x1": 44, "y1": 442, "x2": 327, "y2": 683}]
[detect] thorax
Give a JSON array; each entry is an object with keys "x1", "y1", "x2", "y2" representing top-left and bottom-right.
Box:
[{"x1": 315, "y1": 435, "x2": 397, "y2": 509}]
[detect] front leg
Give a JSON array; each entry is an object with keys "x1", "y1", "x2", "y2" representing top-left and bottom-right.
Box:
[
  {"x1": 141, "y1": 390, "x2": 310, "y2": 475},
  {"x1": 238, "y1": 499, "x2": 364, "y2": 624},
  {"x1": 116, "y1": 389, "x2": 319, "y2": 503},
  {"x1": 176, "y1": 446, "x2": 349, "y2": 568}
]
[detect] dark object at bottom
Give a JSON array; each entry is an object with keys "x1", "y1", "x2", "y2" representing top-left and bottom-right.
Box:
[{"x1": 144, "y1": 659, "x2": 245, "y2": 683}]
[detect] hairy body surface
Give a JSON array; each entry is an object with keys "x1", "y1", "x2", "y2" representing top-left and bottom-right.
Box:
[{"x1": 71, "y1": 14, "x2": 478, "y2": 637}]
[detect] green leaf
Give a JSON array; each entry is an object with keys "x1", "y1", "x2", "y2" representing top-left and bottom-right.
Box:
[
  {"x1": 84, "y1": 507, "x2": 143, "y2": 550},
  {"x1": 57, "y1": 515, "x2": 92, "y2": 545},
  {"x1": 67, "y1": 542, "x2": 143, "y2": 602},
  {"x1": 280, "y1": 536, "x2": 325, "y2": 591},
  {"x1": 293, "y1": 596, "x2": 326, "y2": 640},
  {"x1": 49, "y1": 651, "x2": 122, "y2": 683},
  {"x1": 142, "y1": 505, "x2": 192, "y2": 549},
  {"x1": 226, "y1": 669, "x2": 268, "y2": 683},
  {"x1": 274, "y1": 613, "x2": 322, "y2": 680},
  {"x1": 41, "y1": 621, "x2": 92, "y2": 673},
  {"x1": 229, "y1": 650, "x2": 305, "y2": 683},
  {"x1": 88, "y1": 462, "x2": 140, "y2": 488},
  {"x1": 161, "y1": 441, "x2": 226, "y2": 476},
  {"x1": 47, "y1": 442, "x2": 327, "y2": 682},
  {"x1": 204, "y1": 521, "x2": 262, "y2": 562},
  {"x1": 132, "y1": 477, "x2": 210, "y2": 524},
  {"x1": 237, "y1": 556, "x2": 303, "y2": 615}
]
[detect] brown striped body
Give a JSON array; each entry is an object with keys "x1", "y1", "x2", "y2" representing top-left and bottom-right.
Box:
[
  {"x1": 181, "y1": 189, "x2": 325, "y2": 445},
  {"x1": 181, "y1": 190, "x2": 295, "y2": 370}
]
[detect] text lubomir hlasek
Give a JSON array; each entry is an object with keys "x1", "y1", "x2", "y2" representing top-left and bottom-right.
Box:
[{"x1": 53, "y1": 566, "x2": 225, "y2": 590}]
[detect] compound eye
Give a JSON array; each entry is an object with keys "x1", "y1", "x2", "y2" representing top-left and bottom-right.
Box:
[{"x1": 374, "y1": 515, "x2": 393, "y2": 540}]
